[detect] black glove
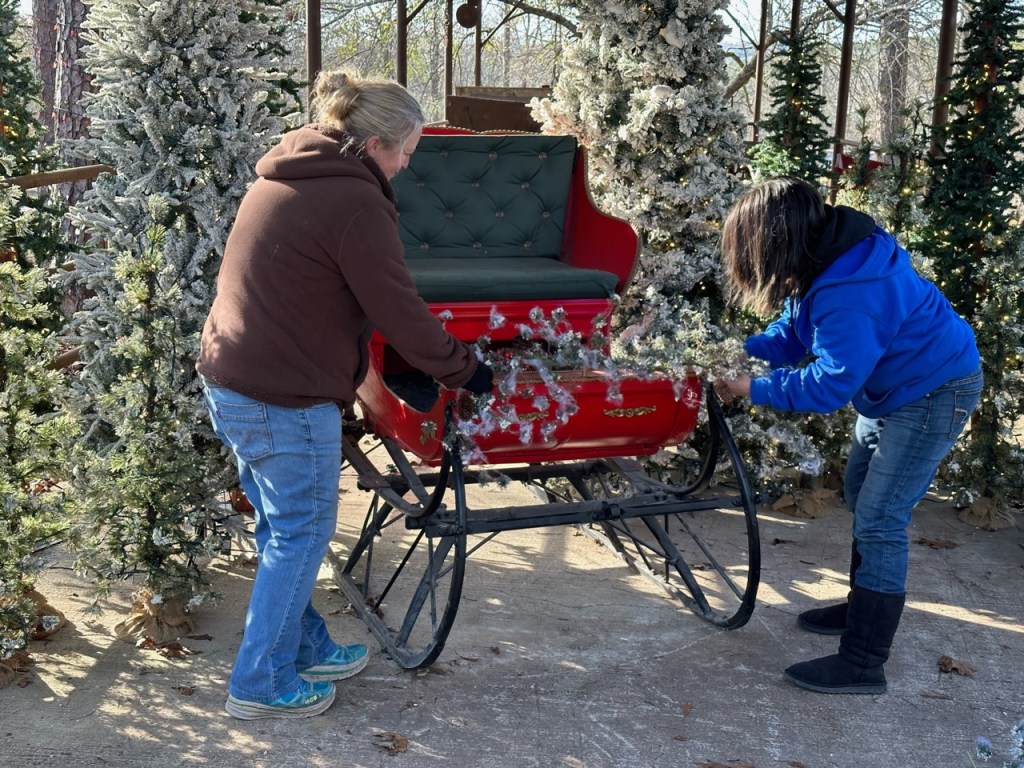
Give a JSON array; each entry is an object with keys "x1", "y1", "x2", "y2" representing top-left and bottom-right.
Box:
[{"x1": 462, "y1": 362, "x2": 494, "y2": 395}]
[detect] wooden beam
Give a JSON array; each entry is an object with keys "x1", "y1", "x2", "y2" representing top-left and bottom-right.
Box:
[
  {"x1": 306, "y1": 0, "x2": 321, "y2": 111},
  {"x1": 2, "y1": 164, "x2": 114, "y2": 190},
  {"x1": 930, "y1": 0, "x2": 959, "y2": 158},
  {"x1": 751, "y1": 0, "x2": 770, "y2": 142},
  {"x1": 832, "y1": 0, "x2": 856, "y2": 174},
  {"x1": 398, "y1": 0, "x2": 408, "y2": 84}
]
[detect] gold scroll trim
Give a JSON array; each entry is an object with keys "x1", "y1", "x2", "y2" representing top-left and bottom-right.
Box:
[{"x1": 603, "y1": 405, "x2": 657, "y2": 418}]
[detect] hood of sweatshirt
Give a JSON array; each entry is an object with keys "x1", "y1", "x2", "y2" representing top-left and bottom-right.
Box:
[
  {"x1": 809, "y1": 204, "x2": 877, "y2": 280},
  {"x1": 254, "y1": 124, "x2": 396, "y2": 204}
]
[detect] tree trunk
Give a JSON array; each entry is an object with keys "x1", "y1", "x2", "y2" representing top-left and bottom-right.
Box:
[
  {"x1": 31, "y1": 0, "x2": 59, "y2": 145},
  {"x1": 31, "y1": 0, "x2": 89, "y2": 203},
  {"x1": 877, "y1": 3, "x2": 910, "y2": 146}
]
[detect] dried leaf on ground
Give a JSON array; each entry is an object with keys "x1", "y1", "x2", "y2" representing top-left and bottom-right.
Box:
[
  {"x1": 158, "y1": 643, "x2": 200, "y2": 659},
  {"x1": 415, "y1": 662, "x2": 451, "y2": 677},
  {"x1": 368, "y1": 597, "x2": 386, "y2": 619},
  {"x1": 135, "y1": 638, "x2": 200, "y2": 658},
  {"x1": 937, "y1": 654, "x2": 976, "y2": 677},
  {"x1": 915, "y1": 537, "x2": 958, "y2": 549},
  {"x1": 770, "y1": 488, "x2": 836, "y2": 519},
  {"x1": 374, "y1": 731, "x2": 409, "y2": 755},
  {"x1": 173, "y1": 685, "x2": 195, "y2": 695},
  {"x1": 681, "y1": 702, "x2": 694, "y2": 716}
]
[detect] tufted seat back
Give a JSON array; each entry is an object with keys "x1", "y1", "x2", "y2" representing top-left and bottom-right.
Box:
[{"x1": 391, "y1": 134, "x2": 619, "y2": 302}]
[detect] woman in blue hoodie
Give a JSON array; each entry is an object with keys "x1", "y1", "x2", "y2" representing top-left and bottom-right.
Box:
[{"x1": 715, "y1": 177, "x2": 982, "y2": 694}]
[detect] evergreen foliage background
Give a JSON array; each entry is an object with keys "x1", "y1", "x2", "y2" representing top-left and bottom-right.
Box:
[
  {"x1": 835, "y1": 105, "x2": 929, "y2": 248},
  {"x1": 4, "y1": 0, "x2": 1021, "y2": 646},
  {"x1": 918, "y1": 0, "x2": 1024, "y2": 523},
  {"x1": 747, "y1": 30, "x2": 833, "y2": 184},
  {"x1": 61, "y1": 0, "x2": 296, "y2": 605},
  {"x1": 0, "y1": 0, "x2": 73, "y2": 658}
]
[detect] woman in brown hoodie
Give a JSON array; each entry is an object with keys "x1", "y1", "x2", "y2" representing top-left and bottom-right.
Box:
[{"x1": 197, "y1": 70, "x2": 492, "y2": 720}]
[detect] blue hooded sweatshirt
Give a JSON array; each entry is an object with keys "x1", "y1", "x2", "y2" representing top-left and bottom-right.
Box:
[{"x1": 746, "y1": 208, "x2": 979, "y2": 418}]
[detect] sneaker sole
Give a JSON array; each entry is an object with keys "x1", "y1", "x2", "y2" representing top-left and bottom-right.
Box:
[
  {"x1": 225, "y1": 688, "x2": 336, "y2": 720},
  {"x1": 300, "y1": 650, "x2": 370, "y2": 681}
]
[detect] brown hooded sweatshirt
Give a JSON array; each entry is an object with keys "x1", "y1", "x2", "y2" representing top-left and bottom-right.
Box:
[{"x1": 196, "y1": 124, "x2": 479, "y2": 408}]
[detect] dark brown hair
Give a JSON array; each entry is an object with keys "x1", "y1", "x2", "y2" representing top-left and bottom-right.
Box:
[{"x1": 720, "y1": 177, "x2": 826, "y2": 315}]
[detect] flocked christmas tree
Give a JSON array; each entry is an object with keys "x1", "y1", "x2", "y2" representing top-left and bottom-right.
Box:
[
  {"x1": 0, "y1": 0, "x2": 74, "y2": 673},
  {"x1": 532, "y1": 0, "x2": 745, "y2": 370},
  {"x1": 918, "y1": 0, "x2": 1024, "y2": 528},
  {"x1": 63, "y1": 0, "x2": 296, "y2": 640},
  {"x1": 748, "y1": 29, "x2": 833, "y2": 184},
  {"x1": 531, "y1": 1, "x2": 849, "y2": 492},
  {"x1": 1, "y1": 0, "x2": 69, "y2": 285}
]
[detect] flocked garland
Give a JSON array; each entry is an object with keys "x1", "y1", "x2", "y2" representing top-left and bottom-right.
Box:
[{"x1": 428, "y1": 303, "x2": 751, "y2": 469}]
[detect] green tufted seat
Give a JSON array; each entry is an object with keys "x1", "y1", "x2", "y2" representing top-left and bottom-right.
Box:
[{"x1": 392, "y1": 134, "x2": 621, "y2": 303}]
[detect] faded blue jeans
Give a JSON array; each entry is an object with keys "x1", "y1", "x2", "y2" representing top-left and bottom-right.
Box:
[
  {"x1": 844, "y1": 366, "x2": 983, "y2": 595},
  {"x1": 202, "y1": 381, "x2": 343, "y2": 703}
]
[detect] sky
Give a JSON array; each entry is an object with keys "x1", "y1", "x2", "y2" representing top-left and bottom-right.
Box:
[
  {"x1": 17, "y1": 0, "x2": 764, "y2": 27},
  {"x1": 16, "y1": 0, "x2": 765, "y2": 56}
]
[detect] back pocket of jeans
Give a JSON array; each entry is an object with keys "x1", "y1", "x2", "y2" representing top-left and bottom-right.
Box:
[
  {"x1": 949, "y1": 388, "x2": 980, "y2": 440},
  {"x1": 214, "y1": 401, "x2": 274, "y2": 461}
]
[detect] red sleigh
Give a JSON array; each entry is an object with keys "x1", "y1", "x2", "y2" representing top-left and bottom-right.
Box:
[{"x1": 334, "y1": 128, "x2": 760, "y2": 668}]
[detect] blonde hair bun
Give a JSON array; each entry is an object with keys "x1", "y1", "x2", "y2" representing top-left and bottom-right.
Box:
[
  {"x1": 312, "y1": 71, "x2": 359, "y2": 123},
  {"x1": 310, "y1": 69, "x2": 423, "y2": 149}
]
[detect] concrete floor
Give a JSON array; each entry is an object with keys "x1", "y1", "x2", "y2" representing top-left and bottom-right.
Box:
[{"x1": 4, "y1": 478, "x2": 1022, "y2": 768}]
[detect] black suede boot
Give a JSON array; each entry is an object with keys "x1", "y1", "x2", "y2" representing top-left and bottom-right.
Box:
[
  {"x1": 797, "y1": 602, "x2": 848, "y2": 634},
  {"x1": 797, "y1": 540, "x2": 862, "y2": 635},
  {"x1": 785, "y1": 586, "x2": 905, "y2": 694}
]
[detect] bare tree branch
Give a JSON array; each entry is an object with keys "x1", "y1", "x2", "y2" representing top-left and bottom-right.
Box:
[
  {"x1": 725, "y1": 29, "x2": 783, "y2": 99},
  {"x1": 494, "y1": 0, "x2": 578, "y2": 37}
]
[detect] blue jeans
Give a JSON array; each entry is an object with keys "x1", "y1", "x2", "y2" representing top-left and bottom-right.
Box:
[
  {"x1": 843, "y1": 366, "x2": 982, "y2": 595},
  {"x1": 202, "y1": 382, "x2": 343, "y2": 702}
]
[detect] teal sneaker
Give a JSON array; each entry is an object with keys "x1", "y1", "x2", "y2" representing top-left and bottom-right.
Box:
[
  {"x1": 299, "y1": 643, "x2": 370, "y2": 681},
  {"x1": 225, "y1": 679, "x2": 336, "y2": 720}
]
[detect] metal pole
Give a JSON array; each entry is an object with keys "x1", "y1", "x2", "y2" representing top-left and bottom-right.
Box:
[
  {"x1": 475, "y1": 1, "x2": 483, "y2": 86},
  {"x1": 445, "y1": 0, "x2": 454, "y2": 100},
  {"x1": 930, "y1": 0, "x2": 959, "y2": 158}
]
